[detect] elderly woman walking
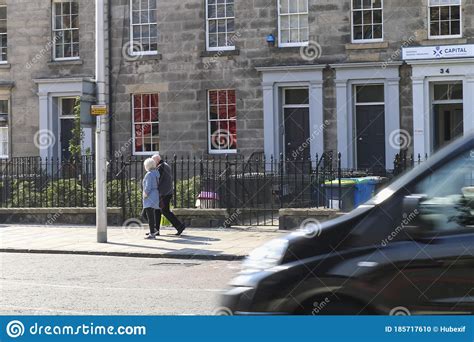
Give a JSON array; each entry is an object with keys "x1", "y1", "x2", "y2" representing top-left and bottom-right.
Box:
[{"x1": 142, "y1": 158, "x2": 161, "y2": 239}]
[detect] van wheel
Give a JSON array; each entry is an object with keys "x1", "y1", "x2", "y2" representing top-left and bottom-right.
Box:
[{"x1": 297, "y1": 297, "x2": 373, "y2": 315}]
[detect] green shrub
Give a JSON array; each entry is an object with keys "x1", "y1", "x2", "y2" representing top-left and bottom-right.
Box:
[
  {"x1": 9, "y1": 180, "x2": 44, "y2": 207},
  {"x1": 43, "y1": 179, "x2": 91, "y2": 207},
  {"x1": 175, "y1": 176, "x2": 201, "y2": 208},
  {"x1": 107, "y1": 179, "x2": 142, "y2": 209}
]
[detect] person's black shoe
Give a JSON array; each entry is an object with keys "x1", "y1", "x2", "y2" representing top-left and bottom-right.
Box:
[{"x1": 175, "y1": 225, "x2": 186, "y2": 236}]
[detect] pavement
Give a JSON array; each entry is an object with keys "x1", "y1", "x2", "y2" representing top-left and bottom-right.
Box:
[{"x1": 0, "y1": 224, "x2": 288, "y2": 261}]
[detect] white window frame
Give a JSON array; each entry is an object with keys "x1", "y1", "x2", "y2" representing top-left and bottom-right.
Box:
[
  {"x1": 206, "y1": 0, "x2": 236, "y2": 52},
  {"x1": 350, "y1": 0, "x2": 384, "y2": 43},
  {"x1": 52, "y1": 1, "x2": 80, "y2": 61},
  {"x1": 0, "y1": 5, "x2": 7, "y2": 64},
  {"x1": 132, "y1": 93, "x2": 160, "y2": 156},
  {"x1": 207, "y1": 89, "x2": 237, "y2": 154},
  {"x1": 129, "y1": 0, "x2": 159, "y2": 56},
  {"x1": 428, "y1": 0, "x2": 462, "y2": 40},
  {"x1": 278, "y1": 0, "x2": 309, "y2": 48},
  {"x1": 0, "y1": 98, "x2": 8, "y2": 159}
]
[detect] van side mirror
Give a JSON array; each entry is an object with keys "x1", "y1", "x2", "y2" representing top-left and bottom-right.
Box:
[{"x1": 402, "y1": 195, "x2": 429, "y2": 238}]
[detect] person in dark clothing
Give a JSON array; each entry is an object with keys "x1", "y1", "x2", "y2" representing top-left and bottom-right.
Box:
[{"x1": 152, "y1": 154, "x2": 186, "y2": 236}]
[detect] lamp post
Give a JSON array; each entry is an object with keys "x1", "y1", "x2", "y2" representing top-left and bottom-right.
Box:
[{"x1": 96, "y1": 0, "x2": 108, "y2": 243}]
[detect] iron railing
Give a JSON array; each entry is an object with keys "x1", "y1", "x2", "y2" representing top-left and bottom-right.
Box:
[
  {"x1": 1, "y1": 153, "x2": 395, "y2": 226},
  {"x1": 393, "y1": 150, "x2": 428, "y2": 176}
]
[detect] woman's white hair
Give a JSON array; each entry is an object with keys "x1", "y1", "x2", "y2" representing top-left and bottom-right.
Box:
[{"x1": 144, "y1": 158, "x2": 157, "y2": 172}]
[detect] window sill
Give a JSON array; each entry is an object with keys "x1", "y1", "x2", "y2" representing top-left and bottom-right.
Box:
[
  {"x1": 48, "y1": 59, "x2": 83, "y2": 66},
  {"x1": 133, "y1": 152, "x2": 160, "y2": 156},
  {"x1": 0, "y1": 63, "x2": 10, "y2": 69},
  {"x1": 420, "y1": 38, "x2": 467, "y2": 46},
  {"x1": 200, "y1": 49, "x2": 240, "y2": 57},
  {"x1": 125, "y1": 54, "x2": 163, "y2": 62},
  {"x1": 208, "y1": 150, "x2": 238, "y2": 155},
  {"x1": 346, "y1": 42, "x2": 389, "y2": 50},
  {"x1": 279, "y1": 42, "x2": 309, "y2": 48}
]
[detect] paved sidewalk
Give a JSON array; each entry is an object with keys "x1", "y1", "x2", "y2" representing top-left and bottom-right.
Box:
[{"x1": 0, "y1": 225, "x2": 288, "y2": 261}]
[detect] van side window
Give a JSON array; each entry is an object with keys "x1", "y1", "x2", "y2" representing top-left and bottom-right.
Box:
[{"x1": 414, "y1": 150, "x2": 474, "y2": 233}]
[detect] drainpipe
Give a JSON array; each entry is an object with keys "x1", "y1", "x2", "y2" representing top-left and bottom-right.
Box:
[
  {"x1": 107, "y1": 0, "x2": 113, "y2": 159},
  {"x1": 96, "y1": 0, "x2": 108, "y2": 243}
]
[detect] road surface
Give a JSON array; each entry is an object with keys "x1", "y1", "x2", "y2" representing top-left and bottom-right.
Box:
[{"x1": 0, "y1": 253, "x2": 240, "y2": 315}]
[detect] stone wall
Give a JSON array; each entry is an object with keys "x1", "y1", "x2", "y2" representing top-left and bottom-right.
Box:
[{"x1": 0, "y1": 207, "x2": 122, "y2": 225}]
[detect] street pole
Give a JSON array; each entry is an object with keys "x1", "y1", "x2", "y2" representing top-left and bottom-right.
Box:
[{"x1": 96, "y1": 0, "x2": 108, "y2": 243}]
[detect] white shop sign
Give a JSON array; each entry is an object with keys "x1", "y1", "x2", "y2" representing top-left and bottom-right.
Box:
[{"x1": 402, "y1": 44, "x2": 474, "y2": 61}]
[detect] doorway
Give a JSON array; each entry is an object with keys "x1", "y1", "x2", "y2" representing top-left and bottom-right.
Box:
[
  {"x1": 283, "y1": 88, "x2": 310, "y2": 161},
  {"x1": 432, "y1": 82, "x2": 463, "y2": 151},
  {"x1": 354, "y1": 84, "x2": 386, "y2": 170},
  {"x1": 58, "y1": 97, "x2": 77, "y2": 161}
]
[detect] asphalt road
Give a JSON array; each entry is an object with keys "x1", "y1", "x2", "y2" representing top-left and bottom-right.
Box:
[{"x1": 0, "y1": 253, "x2": 240, "y2": 315}]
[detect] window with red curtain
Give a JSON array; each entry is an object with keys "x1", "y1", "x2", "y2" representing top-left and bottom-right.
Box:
[
  {"x1": 208, "y1": 89, "x2": 237, "y2": 153},
  {"x1": 133, "y1": 93, "x2": 159, "y2": 154}
]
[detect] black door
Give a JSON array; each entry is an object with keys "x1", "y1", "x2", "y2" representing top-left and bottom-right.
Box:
[
  {"x1": 284, "y1": 107, "x2": 310, "y2": 161},
  {"x1": 60, "y1": 119, "x2": 74, "y2": 161},
  {"x1": 356, "y1": 105, "x2": 385, "y2": 170}
]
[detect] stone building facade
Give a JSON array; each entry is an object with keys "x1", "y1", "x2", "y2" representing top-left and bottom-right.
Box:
[
  {"x1": 0, "y1": 0, "x2": 97, "y2": 159},
  {"x1": 1, "y1": 0, "x2": 474, "y2": 172}
]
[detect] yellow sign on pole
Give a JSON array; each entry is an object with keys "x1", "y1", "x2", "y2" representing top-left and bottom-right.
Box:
[{"x1": 91, "y1": 105, "x2": 108, "y2": 116}]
